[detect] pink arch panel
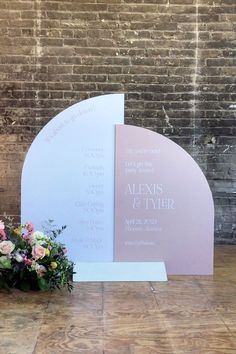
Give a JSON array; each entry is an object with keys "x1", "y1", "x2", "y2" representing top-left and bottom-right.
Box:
[{"x1": 114, "y1": 125, "x2": 214, "y2": 275}]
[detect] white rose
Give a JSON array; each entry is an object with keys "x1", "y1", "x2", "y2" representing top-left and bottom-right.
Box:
[
  {"x1": 36, "y1": 264, "x2": 47, "y2": 277},
  {"x1": 0, "y1": 241, "x2": 15, "y2": 255},
  {"x1": 30, "y1": 231, "x2": 48, "y2": 245}
]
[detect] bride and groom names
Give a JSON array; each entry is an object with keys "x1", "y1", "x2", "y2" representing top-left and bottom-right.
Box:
[{"x1": 125, "y1": 183, "x2": 175, "y2": 211}]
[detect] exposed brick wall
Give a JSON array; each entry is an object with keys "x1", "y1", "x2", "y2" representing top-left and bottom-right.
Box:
[{"x1": 0, "y1": 0, "x2": 235, "y2": 242}]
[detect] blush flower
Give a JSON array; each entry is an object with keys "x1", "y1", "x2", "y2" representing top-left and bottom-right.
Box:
[
  {"x1": 25, "y1": 222, "x2": 34, "y2": 234},
  {"x1": 23, "y1": 257, "x2": 32, "y2": 266},
  {"x1": 32, "y1": 245, "x2": 46, "y2": 260},
  {"x1": 0, "y1": 240, "x2": 15, "y2": 255},
  {"x1": 0, "y1": 229, "x2": 7, "y2": 241},
  {"x1": 0, "y1": 220, "x2": 5, "y2": 230},
  {"x1": 36, "y1": 264, "x2": 47, "y2": 278}
]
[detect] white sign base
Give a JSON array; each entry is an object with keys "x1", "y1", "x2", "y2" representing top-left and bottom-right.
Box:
[{"x1": 73, "y1": 262, "x2": 167, "y2": 282}]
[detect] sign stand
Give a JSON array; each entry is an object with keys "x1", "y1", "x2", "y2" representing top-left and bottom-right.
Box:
[{"x1": 74, "y1": 262, "x2": 167, "y2": 282}]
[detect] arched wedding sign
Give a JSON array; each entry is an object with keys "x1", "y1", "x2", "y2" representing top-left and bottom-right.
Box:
[{"x1": 21, "y1": 94, "x2": 214, "y2": 281}]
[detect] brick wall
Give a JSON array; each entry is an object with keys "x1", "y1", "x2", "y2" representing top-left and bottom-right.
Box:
[{"x1": 0, "y1": 0, "x2": 235, "y2": 242}]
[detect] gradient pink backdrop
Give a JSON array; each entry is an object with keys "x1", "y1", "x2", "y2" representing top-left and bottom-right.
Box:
[{"x1": 114, "y1": 125, "x2": 214, "y2": 275}]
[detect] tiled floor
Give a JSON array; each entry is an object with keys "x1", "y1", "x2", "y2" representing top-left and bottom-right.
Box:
[{"x1": 0, "y1": 245, "x2": 236, "y2": 353}]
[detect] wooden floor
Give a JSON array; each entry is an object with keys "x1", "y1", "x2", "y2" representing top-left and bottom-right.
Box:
[{"x1": 0, "y1": 246, "x2": 236, "y2": 354}]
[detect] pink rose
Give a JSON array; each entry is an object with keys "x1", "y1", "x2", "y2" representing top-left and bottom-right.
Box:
[
  {"x1": 0, "y1": 229, "x2": 7, "y2": 241},
  {"x1": 0, "y1": 220, "x2": 5, "y2": 230},
  {"x1": 0, "y1": 240, "x2": 15, "y2": 254},
  {"x1": 32, "y1": 245, "x2": 46, "y2": 260},
  {"x1": 23, "y1": 257, "x2": 32, "y2": 266},
  {"x1": 25, "y1": 222, "x2": 34, "y2": 235},
  {"x1": 22, "y1": 222, "x2": 34, "y2": 240}
]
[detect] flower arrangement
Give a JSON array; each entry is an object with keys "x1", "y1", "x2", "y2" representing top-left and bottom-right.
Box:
[{"x1": 0, "y1": 217, "x2": 74, "y2": 292}]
